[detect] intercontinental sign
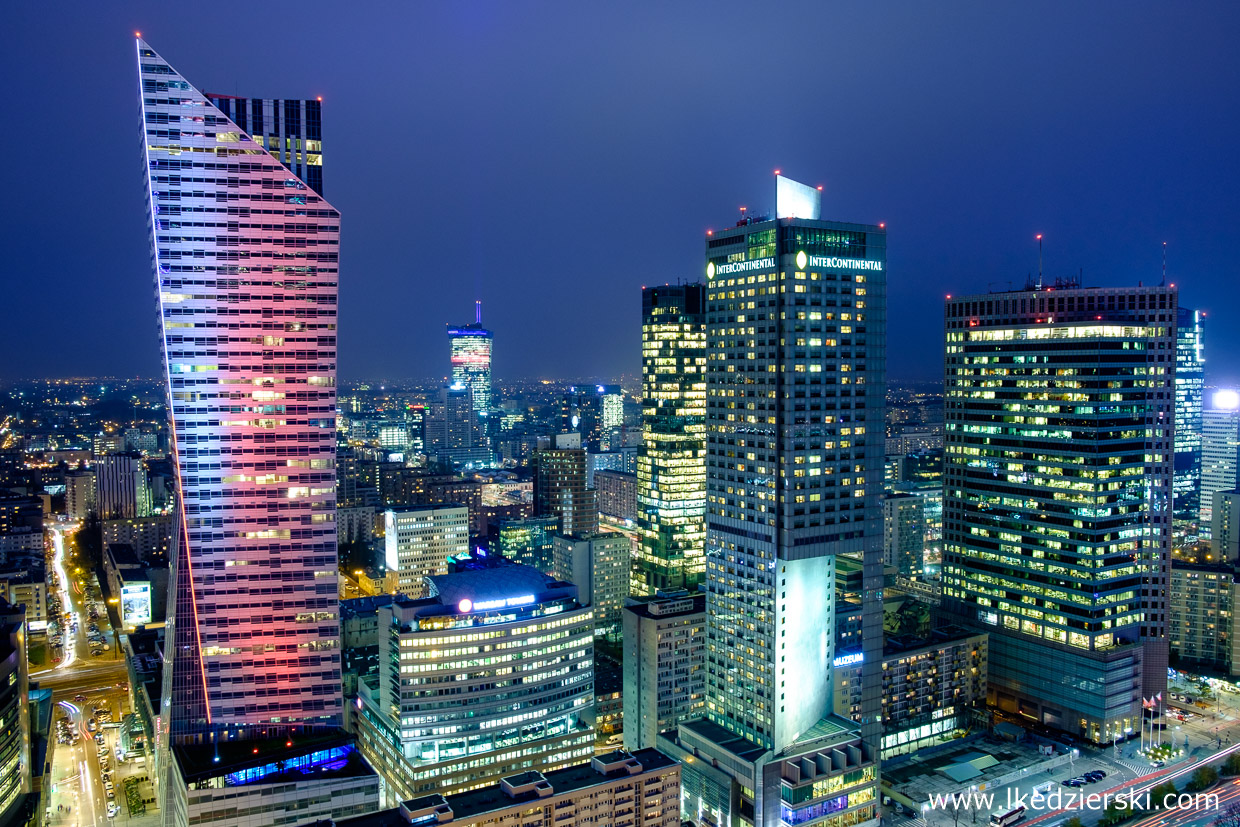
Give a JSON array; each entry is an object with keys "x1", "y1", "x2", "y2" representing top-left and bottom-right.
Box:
[{"x1": 709, "y1": 252, "x2": 882, "y2": 279}]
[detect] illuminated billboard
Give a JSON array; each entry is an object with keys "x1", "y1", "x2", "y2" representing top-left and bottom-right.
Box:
[{"x1": 121, "y1": 583, "x2": 152, "y2": 627}]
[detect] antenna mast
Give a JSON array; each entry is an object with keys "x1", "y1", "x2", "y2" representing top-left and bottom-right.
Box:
[
  {"x1": 1036, "y1": 234, "x2": 1043, "y2": 289},
  {"x1": 475, "y1": 300, "x2": 482, "y2": 325}
]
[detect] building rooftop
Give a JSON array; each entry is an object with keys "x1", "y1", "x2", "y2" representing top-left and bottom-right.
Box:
[
  {"x1": 340, "y1": 594, "x2": 396, "y2": 619},
  {"x1": 623, "y1": 592, "x2": 705, "y2": 620},
  {"x1": 172, "y1": 730, "x2": 372, "y2": 785},
  {"x1": 106, "y1": 543, "x2": 143, "y2": 567},
  {"x1": 427, "y1": 558, "x2": 569, "y2": 612},
  {"x1": 331, "y1": 749, "x2": 676, "y2": 826}
]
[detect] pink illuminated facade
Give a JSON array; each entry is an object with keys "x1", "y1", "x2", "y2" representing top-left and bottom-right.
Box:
[{"x1": 138, "y1": 38, "x2": 343, "y2": 744}]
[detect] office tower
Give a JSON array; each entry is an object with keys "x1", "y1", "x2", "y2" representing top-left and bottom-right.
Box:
[
  {"x1": 533, "y1": 448, "x2": 598, "y2": 536},
  {"x1": 622, "y1": 592, "x2": 706, "y2": 751},
  {"x1": 633, "y1": 284, "x2": 707, "y2": 595},
  {"x1": 1201, "y1": 391, "x2": 1240, "y2": 532},
  {"x1": 552, "y1": 532, "x2": 629, "y2": 637},
  {"x1": 65, "y1": 468, "x2": 95, "y2": 520},
  {"x1": 593, "y1": 469, "x2": 637, "y2": 522},
  {"x1": 448, "y1": 303, "x2": 494, "y2": 416},
  {"x1": 138, "y1": 39, "x2": 378, "y2": 826},
  {"x1": 882, "y1": 493, "x2": 925, "y2": 579},
  {"x1": 1215, "y1": 490, "x2": 1240, "y2": 563},
  {"x1": 943, "y1": 283, "x2": 1175, "y2": 743},
  {"x1": 333, "y1": 750, "x2": 681, "y2": 827},
  {"x1": 660, "y1": 175, "x2": 883, "y2": 827},
  {"x1": 488, "y1": 515, "x2": 559, "y2": 572},
  {"x1": 1168, "y1": 561, "x2": 1240, "y2": 676},
  {"x1": 561, "y1": 385, "x2": 623, "y2": 451},
  {"x1": 353, "y1": 558, "x2": 595, "y2": 804},
  {"x1": 1173, "y1": 308, "x2": 1205, "y2": 519},
  {"x1": 0, "y1": 597, "x2": 29, "y2": 825},
  {"x1": 384, "y1": 504, "x2": 469, "y2": 597},
  {"x1": 207, "y1": 91, "x2": 323, "y2": 195},
  {"x1": 94, "y1": 451, "x2": 146, "y2": 519},
  {"x1": 426, "y1": 385, "x2": 491, "y2": 469}
]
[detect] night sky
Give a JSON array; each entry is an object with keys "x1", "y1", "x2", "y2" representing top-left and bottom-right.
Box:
[{"x1": 3, "y1": 2, "x2": 1238, "y2": 386}]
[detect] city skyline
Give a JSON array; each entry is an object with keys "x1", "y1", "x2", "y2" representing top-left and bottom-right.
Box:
[{"x1": 3, "y1": 3, "x2": 1240, "y2": 385}]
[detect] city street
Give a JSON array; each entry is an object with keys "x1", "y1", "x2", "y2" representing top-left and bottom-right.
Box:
[{"x1": 34, "y1": 524, "x2": 152, "y2": 826}]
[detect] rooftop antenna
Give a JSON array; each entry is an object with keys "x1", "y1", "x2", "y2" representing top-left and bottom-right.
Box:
[
  {"x1": 475, "y1": 300, "x2": 482, "y2": 325},
  {"x1": 1036, "y1": 234, "x2": 1043, "y2": 289},
  {"x1": 1161, "y1": 241, "x2": 1167, "y2": 287}
]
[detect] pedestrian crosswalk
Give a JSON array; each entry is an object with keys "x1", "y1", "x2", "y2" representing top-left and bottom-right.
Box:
[{"x1": 1113, "y1": 757, "x2": 1156, "y2": 774}]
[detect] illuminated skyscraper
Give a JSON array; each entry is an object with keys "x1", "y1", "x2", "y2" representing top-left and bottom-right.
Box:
[
  {"x1": 1202, "y1": 390, "x2": 1240, "y2": 532},
  {"x1": 448, "y1": 302, "x2": 493, "y2": 416},
  {"x1": 659, "y1": 175, "x2": 883, "y2": 827},
  {"x1": 1174, "y1": 307, "x2": 1205, "y2": 520},
  {"x1": 138, "y1": 38, "x2": 377, "y2": 825},
  {"x1": 942, "y1": 283, "x2": 1175, "y2": 743},
  {"x1": 633, "y1": 285, "x2": 706, "y2": 595},
  {"x1": 561, "y1": 385, "x2": 623, "y2": 451}
]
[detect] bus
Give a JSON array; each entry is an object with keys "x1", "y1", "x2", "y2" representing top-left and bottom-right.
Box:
[{"x1": 990, "y1": 806, "x2": 1026, "y2": 827}]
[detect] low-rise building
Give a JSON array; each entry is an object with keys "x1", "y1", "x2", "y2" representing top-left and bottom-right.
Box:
[
  {"x1": 1169, "y1": 561, "x2": 1240, "y2": 676},
  {"x1": 332, "y1": 749, "x2": 680, "y2": 827},
  {"x1": 834, "y1": 625, "x2": 988, "y2": 758}
]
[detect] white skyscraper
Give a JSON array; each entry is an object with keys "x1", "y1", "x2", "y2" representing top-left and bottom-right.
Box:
[
  {"x1": 1202, "y1": 390, "x2": 1240, "y2": 532},
  {"x1": 658, "y1": 175, "x2": 883, "y2": 827}
]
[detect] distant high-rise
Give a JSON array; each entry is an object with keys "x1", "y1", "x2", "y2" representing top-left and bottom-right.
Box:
[
  {"x1": 425, "y1": 385, "x2": 491, "y2": 469},
  {"x1": 659, "y1": 175, "x2": 883, "y2": 827},
  {"x1": 882, "y1": 492, "x2": 925, "y2": 578},
  {"x1": 633, "y1": 285, "x2": 706, "y2": 595},
  {"x1": 533, "y1": 448, "x2": 597, "y2": 536},
  {"x1": 448, "y1": 302, "x2": 493, "y2": 416},
  {"x1": 943, "y1": 283, "x2": 1175, "y2": 743},
  {"x1": 561, "y1": 385, "x2": 623, "y2": 451},
  {"x1": 1174, "y1": 307, "x2": 1205, "y2": 519},
  {"x1": 138, "y1": 38, "x2": 377, "y2": 826},
  {"x1": 94, "y1": 451, "x2": 146, "y2": 519},
  {"x1": 1201, "y1": 391, "x2": 1240, "y2": 532}
]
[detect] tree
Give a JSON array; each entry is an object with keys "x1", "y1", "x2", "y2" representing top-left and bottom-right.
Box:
[
  {"x1": 1149, "y1": 781, "x2": 1178, "y2": 810},
  {"x1": 1225, "y1": 752, "x2": 1240, "y2": 777},
  {"x1": 1065, "y1": 817, "x2": 1084, "y2": 827},
  {"x1": 1101, "y1": 801, "x2": 1132, "y2": 826},
  {"x1": 1186, "y1": 765, "x2": 1218, "y2": 792}
]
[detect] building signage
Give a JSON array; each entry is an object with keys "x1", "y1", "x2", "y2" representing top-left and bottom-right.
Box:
[
  {"x1": 807, "y1": 255, "x2": 882, "y2": 272},
  {"x1": 121, "y1": 582, "x2": 152, "y2": 627},
  {"x1": 461, "y1": 594, "x2": 536, "y2": 613},
  {"x1": 832, "y1": 652, "x2": 863, "y2": 668},
  {"x1": 707, "y1": 257, "x2": 776, "y2": 278}
]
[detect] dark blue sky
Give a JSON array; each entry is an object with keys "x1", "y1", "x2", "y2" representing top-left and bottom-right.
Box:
[{"x1": 3, "y1": 2, "x2": 1238, "y2": 386}]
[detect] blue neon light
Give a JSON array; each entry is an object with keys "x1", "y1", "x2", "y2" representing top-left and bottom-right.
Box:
[{"x1": 224, "y1": 744, "x2": 354, "y2": 786}]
